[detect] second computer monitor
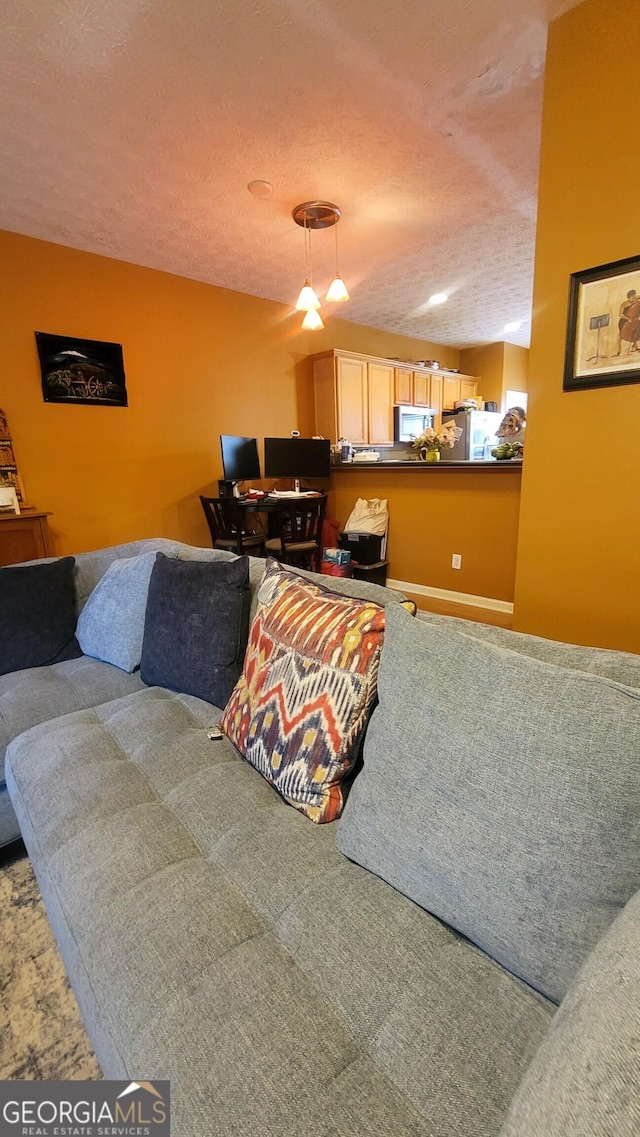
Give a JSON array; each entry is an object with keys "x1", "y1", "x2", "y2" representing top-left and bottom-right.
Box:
[
  {"x1": 220, "y1": 435, "x2": 261, "y2": 483},
  {"x1": 264, "y1": 437, "x2": 330, "y2": 489}
]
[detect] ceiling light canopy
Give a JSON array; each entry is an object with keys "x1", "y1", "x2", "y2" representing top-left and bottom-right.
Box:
[
  {"x1": 292, "y1": 201, "x2": 350, "y2": 328},
  {"x1": 429, "y1": 292, "x2": 448, "y2": 305}
]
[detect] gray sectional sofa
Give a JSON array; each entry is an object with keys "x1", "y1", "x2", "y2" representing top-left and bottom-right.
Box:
[{"x1": 2, "y1": 538, "x2": 639, "y2": 1137}]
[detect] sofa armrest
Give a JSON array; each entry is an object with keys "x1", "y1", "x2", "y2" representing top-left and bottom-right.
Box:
[{"x1": 500, "y1": 887, "x2": 640, "y2": 1136}]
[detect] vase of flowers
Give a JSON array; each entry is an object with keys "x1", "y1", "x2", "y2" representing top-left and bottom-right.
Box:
[{"x1": 413, "y1": 422, "x2": 462, "y2": 462}]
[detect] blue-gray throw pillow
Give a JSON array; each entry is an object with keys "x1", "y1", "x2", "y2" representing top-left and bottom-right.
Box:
[
  {"x1": 140, "y1": 554, "x2": 250, "y2": 707},
  {"x1": 76, "y1": 551, "x2": 159, "y2": 673},
  {"x1": 337, "y1": 604, "x2": 640, "y2": 1004},
  {"x1": 0, "y1": 556, "x2": 81, "y2": 676}
]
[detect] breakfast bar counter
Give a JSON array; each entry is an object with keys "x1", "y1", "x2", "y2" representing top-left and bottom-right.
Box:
[
  {"x1": 327, "y1": 461, "x2": 522, "y2": 607},
  {"x1": 334, "y1": 460, "x2": 523, "y2": 471}
]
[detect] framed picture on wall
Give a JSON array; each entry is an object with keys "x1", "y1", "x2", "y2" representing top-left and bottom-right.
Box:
[
  {"x1": 36, "y1": 332, "x2": 128, "y2": 406},
  {"x1": 563, "y1": 254, "x2": 640, "y2": 391}
]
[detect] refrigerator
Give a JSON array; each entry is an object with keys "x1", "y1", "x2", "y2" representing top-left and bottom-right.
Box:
[{"x1": 445, "y1": 410, "x2": 503, "y2": 461}]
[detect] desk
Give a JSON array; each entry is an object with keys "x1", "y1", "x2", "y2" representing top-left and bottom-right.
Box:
[{"x1": 0, "y1": 510, "x2": 52, "y2": 566}]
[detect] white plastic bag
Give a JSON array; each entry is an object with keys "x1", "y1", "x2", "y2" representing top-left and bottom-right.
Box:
[{"x1": 343, "y1": 498, "x2": 389, "y2": 556}]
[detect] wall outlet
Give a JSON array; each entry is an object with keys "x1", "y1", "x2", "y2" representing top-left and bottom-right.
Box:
[{"x1": 451, "y1": 553, "x2": 462, "y2": 570}]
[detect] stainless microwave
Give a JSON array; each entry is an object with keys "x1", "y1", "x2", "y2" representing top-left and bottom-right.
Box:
[{"x1": 393, "y1": 404, "x2": 435, "y2": 443}]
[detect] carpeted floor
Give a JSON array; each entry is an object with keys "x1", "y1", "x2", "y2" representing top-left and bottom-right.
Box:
[{"x1": 0, "y1": 844, "x2": 101, "y2": 1080}]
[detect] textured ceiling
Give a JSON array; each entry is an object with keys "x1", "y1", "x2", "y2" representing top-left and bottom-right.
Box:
[{"x1": 0, "y1": 0, "x2": 580, "y2": 349}]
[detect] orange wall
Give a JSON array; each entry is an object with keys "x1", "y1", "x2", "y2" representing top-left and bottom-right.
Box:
[
  {"x1": 459, "y1": 342, "x2": 505, "y2": 405},
  {"x1": 503, "y1": 343, "x2": 528, "y2": 401},
  {"x1": 329, "y1": 466, "x2": 522, "y2": 602},
  {"x1": 459, "y1": 342, "x2": 529, "y2": 410},
  {"x1": 513, "y1": 0, "x2": 640, "y2": 653},
  {"x1": 0, "y1": 229, "x2": 461, "y2": 556}
]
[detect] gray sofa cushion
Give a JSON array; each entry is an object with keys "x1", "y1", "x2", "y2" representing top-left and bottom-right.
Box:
[
  {"x1": 0, "y1": 656, "x2": 144, "y2": 778},
  {"x1": 0, "y1": 556, "x2": 81, "y2": 675},
  {"x1": 140, "y1": 554, "x2": 251, "y2": 706},
  {"x1": 76, "y1": 551, "x2": 159, "y2": 672},
  {"x1": 5, "y1": 685, "x2": 553, "y2": 1137},
  {"x1": 416, "y1": 609, "x2": 640, "y2": 686},
  {"x1": 500, "y1": 888, "x2": 640, "y2": 1137},
  {"x1": 337, "y1": 605, "x2": 640, "y2": 1004}
]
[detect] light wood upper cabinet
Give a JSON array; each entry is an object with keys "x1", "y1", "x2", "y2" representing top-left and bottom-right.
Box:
[
  {"x1": 394, "y1": 367, "x2": 413, "y2": 405},
  {"x1": 443, "y1": 375, "x2": 461, "y2": 410},
  {"x1": 460, "y1": 377, "x2": 479, "y2": 402},
  {"x1": 336, "y1": 356, "x2": 368, "y2": 445},
  {"x1": 368, "y1": 362, "x2": 394, "y2": 446},
  {"x1": 413, "y1": 371, "x2": 430, "y2": 407},
  {"x1": 312, "y1": 349, "x2": 478, "y2": 445},
  {"x1": 430, "y1": 372, "x2": 443, "y2": 427},
  {"x1": 443, "y1": 374, "x2": 479, "y2": 410}
]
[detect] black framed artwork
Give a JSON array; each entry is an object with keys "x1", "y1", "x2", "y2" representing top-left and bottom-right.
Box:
[
  {"x1": 36, "y1": 332, "x2": 128, "y2": 406},
  {"x1": 563, "y1": 254, "x2": 640, "y2": 392}
]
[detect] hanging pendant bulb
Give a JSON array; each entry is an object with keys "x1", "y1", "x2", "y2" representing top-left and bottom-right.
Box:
[
  {"x1": 326, "y1": 275, "x2": 350, "y2": 303},
  {"x1": 295, "y1": 216, "x2": 321, "y2": 311},
  {"x1": 325, "y1": 223, "x2": 350, "y2": 302},
  {"x1": 295, "y1": 280, "x2": 321, "y2": 311},
  {"x1": 301, "y1": 308, "x2": 324, "y2": 331}
]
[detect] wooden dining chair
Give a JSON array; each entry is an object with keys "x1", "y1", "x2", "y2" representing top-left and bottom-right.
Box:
[
  {"x1": 264, "y1": 495, "x2": 327, "y2": 573},
  {"x1": 199, "y1": 496, "x2": 266, "y2": 557}
]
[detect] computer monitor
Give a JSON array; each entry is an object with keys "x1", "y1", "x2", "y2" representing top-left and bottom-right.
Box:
[
  {"x1": 220, "y1": 435, "x2": 261, "y2": 484},
  {"x1": 263, "y1": 437, "x2": 331, "y2": 491}
]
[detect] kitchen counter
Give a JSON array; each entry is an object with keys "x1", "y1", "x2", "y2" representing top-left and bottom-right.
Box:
[
  {"x1": 327, "y1": 461, "x2": 522, "y2": 605},
  {"x1": 334, "y1": 460, "x2": 523, "y2": 470}
]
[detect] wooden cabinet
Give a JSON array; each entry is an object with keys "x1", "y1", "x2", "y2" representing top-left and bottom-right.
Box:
[
  {"x1": 430, "y1": 372, "x2": 444, "y2": 427},
  {"x1": 368, "y1": 362, "x2": 394, "y2": 445},
  {"x1": 335, "y1": 356, "x2": 368, "y2": 445},
  {"x1": 442, "y1": 374, "x2": 479, "y2": 410},
  {"x1": 412, "y1": 371, "x2": 431, "y2": 407},
  {"x1": 313, "y1": 350, "x2": 479, "y2": 443},
  {"x1": 313, "y1": 351, "x2": 393, "y2": 446},
  {"x1": 393, "y1": 367, "x2": 432, "y2": 408},
  {"x1": 394, "y1": 367, "x2": 413, "y2": 405},
  {"x1": 460, "y1": 377, "x2": 479, "y2": 402},
  {"x1": 0, "y1": 510, "x2": 52, "y2": 566}
]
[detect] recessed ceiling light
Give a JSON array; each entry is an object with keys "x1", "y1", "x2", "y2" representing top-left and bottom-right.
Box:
[
  {"x1": 428, "y1": 292, "x2": 448, "y2": 305},
  {"x1": 503, "y1": 320, "x2": 521, "y2": 333},
  {"x1": 247, "y1": 180, "x2": 273, "y2": 197}
]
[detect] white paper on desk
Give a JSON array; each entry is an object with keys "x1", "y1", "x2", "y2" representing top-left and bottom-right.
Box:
[{"x1": 268, "y1": 490, "x2": 321, "y2": 498}]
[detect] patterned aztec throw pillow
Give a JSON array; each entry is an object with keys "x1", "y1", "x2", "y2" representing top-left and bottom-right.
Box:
[{"x1": 220, "y1": 558, "x2": 386, "y2": 824}]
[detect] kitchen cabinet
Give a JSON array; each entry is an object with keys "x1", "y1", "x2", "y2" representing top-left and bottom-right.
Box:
[
  {"x1": 368, "y1": 362, "x2": 394, "y2": 445},
  {"x1": 443, "y1": 374, "x2": 479, "y2": 410},
  {"x1": 335, "y1": 356, "x2": 368, "y2": 445},
  {"x1": 430, "y1": 372, "x2": 444, "y2": 427},
  {"x1": 313, "y1": 350, "x2": 478, "y2": 444},
  {"x1": 394, "y1": 367, "x2": 413, "y2": 405},
  {"x1": 313, "y1": 350, "x2": 393, "y2": 446},
  {"x1": 412, "y1": 371, "x2": 431, "y2": 407},
  {"x1": 393, "y1": 367, "x2": 432, "y2": 408}
]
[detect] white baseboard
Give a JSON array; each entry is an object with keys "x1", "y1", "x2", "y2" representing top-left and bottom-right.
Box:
[{"x1": 387, "y1": 578, "x2": 514, "y2": 615}]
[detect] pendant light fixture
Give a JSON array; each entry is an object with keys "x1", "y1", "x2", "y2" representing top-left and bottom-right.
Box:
[
  {"x1": 325, "y1": 220, "x2": 350, "y2": 303},
  {"x1": 294, "y1": 214, "x2": 320, "y2": 312},
  {"x1": 292, "y1": 201, "x2": 349, "y2": 327},
  {"x1": 301, "y1": 308, "x2": 324, "y2": 331}
]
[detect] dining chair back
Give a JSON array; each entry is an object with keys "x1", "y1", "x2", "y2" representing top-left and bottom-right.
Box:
[
  {"x1": 199, "y1": 496, "x2": 265, "y2": 557},
  {"x1": 264, "y1": 495, "x2": 327, "y2": 572}
]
